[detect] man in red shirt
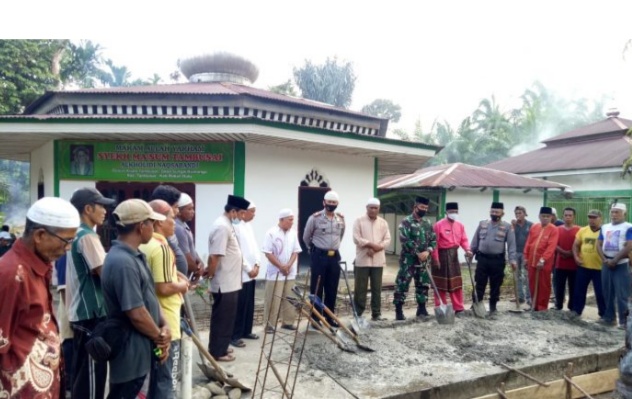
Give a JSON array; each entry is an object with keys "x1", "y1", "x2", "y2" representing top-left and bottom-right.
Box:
[
  {"x1": 524, "y1": 206, "x2": 560, "y2": 311},
  {"x1": 431, "y1": 202, "x2": 472, "y2": 316},
  {"x1": 0, "y1": 197, "x2": 80, "y2": 398},
  {"x1": 554, "y1": 207, "x2": 580, "y2": 311}
]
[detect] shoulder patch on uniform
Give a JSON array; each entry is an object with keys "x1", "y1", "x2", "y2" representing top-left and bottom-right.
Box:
[
  {"x1": 312, "y1": 211, "x2": 323, "y2": 217},
  {"x1": 335, "y1": 212, "x2": 345, "y2": 218}
]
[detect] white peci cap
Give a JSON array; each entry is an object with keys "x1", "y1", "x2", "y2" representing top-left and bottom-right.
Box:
[
  {"x1": 324, "y1": 191, "x2": 339, "y2": 202},
  {"x1": 612, "y1": 203, "x2": 627, "y2": 212},
  {"x1": 27, "y1": 197, "x2": 81, "y2": 229},
  {"x1": 247, "y1": 201, "x2": 256, "y2": 210},
  {"x1": 177, "y1": 193, "x2": 193, "y2": 208},
  {"x1": 367, "y1": 197, "x2": 380, "y2": 206},
  {"x1": 278, "y1": 208, "x2": 294, "y2": 219}
]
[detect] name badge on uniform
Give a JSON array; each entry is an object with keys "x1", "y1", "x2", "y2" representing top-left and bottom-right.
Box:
[{"x1": 327, "y1": 250, "x2": 335, "y2": 257}]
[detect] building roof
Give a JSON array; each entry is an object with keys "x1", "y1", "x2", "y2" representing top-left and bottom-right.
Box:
[
  {"x1": 377, "y1": 162, "x2": 569, "y2": 190},
  {"x1": 486, "y1": 135, "x2": 631, "y2": 174},
  {"x1": 25, "y1": 82, "x2": 377, "y2": 120},
  {"x1": 542, "y1": 116, "x2": 632, "y2": 144},
  {"x1": 487, "y1": 115, "x2": 632, "y2": 174},
  {"x1": 0, "y1": 116, "x2": 440, "y2": 176}
]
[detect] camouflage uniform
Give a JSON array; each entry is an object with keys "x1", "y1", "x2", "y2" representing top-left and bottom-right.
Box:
[{"x1": 393, "y1": 214, "x2": 437, "y2": 305}]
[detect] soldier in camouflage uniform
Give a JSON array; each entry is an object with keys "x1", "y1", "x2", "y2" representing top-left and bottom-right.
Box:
[{"x1": 393, "y1": 196, "x2": 437, "y2": 321}]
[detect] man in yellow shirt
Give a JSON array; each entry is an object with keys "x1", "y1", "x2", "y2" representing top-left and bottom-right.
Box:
[
  {"x1": 572, "y1": 209, "x2": 605, "y2": 319},
  {"x1": 140, "y1": 199, "x2": 189, "y2": 399}
]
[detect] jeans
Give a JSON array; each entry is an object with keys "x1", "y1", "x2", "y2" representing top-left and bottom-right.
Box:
[
  {"x1": 601, "y1": 261, "x2": 630, "y2": 325},
  {"x1": 148, "y1": 340, "x2": 179, "y2": 399},
  {"x1": 573, "y1": 266, "x2": 605, "y2": 317},
  {"x1": 515, "y1": 254, "x2": 531, "y2": 303}
]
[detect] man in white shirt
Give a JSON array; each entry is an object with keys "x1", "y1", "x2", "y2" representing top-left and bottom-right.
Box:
[
  {"x1": 597, "y1": 203, "x2": 632, "y2": 329},
  {"x1": 231, "y1": 202, "x2": 261, "y2": 348},
  {"x1": 205, "y1": 195, "x2": 250, "y2": 362},
  {"x1": 262, "y1": 208, "x2": 302, "y2": 332}
]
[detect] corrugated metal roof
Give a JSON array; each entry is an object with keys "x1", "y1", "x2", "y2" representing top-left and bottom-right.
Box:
[
  {"x1": 542, "y1": 116, "x2": 632, "y2": 143},
  {"x1": 27, "y1": 82, "x2": 378, "y2": 119},
  {"x1": 378, "y1": 163, "x2": 568, "y2": 190},
  {"x1": 487, "y1": 136, "x2": 631, "y2": 174}
]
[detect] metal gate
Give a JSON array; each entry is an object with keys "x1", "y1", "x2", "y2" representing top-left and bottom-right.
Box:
[{"x1": 547, "y1": 195, "x2": 631, "y2": 225}]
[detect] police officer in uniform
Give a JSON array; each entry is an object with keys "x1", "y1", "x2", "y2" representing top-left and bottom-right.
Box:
[
  {"x1": 393, "y1": 196, "x2": 437, "y2": 321},
  {"x1": 470, "y1": 202, "x2": 517, "y2": 317},
  {"x1": 303, "y1": 190, "x2": 345, "y2": 326}
]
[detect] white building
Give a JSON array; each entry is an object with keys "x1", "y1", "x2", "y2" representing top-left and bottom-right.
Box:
[
  {"x1": 487, "y1": 110, "x2": 632, "y2": 224},
  {"x1": 0, "y1": 57, "x2": 439, "y2": 273},
  {"x1": 378, "y1": 162, "x2": 568, "y2": 261}
]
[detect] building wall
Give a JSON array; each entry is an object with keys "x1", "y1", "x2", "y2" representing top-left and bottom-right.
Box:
[
  {"x1": 542, "y1": 172, "x2": 631, "y2": 192},
  {"x1": 30, "y1": 140, "x2": 55, "y2": 201},
  {"x1": 444, "y1": 188, "x2": 544, "y2": 262},
  {"x1": 194, "y1": 183, "x2": 233, "y2": 261},
  {"x1": 244, "y1": 142, "x2": 374, "y2": 274},
  {"x1": 59, "y1": 180, "x2": 96, "y2": 201}
]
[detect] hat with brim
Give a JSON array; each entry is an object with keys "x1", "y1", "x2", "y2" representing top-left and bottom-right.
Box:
[
  {"x1": 114, "y1": 199, "x2": 166, "y2": 226},
  {"x1": 587, "y1": 209, "x2": 602, "y2": 217},
  {"x1": 70, "y1": 187, "x2": 116, "y2": 212}
]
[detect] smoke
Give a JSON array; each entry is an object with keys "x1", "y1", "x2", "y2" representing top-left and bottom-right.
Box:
[{"x1": 1, "y1": 160, "x2": 30, "y2": 232}]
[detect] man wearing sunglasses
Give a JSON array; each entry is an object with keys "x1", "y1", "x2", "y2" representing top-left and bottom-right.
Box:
[
  {"x1": 67, "y1": 187, "x2": 115, "y2": 399},
  {"x1": 0, "y1": 197, "x2": 80, "y2": 398}
]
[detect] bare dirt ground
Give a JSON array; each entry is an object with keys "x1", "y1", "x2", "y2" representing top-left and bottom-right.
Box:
[{"x1": 191, "y1": 301, "x2": 624, "y2": 399}]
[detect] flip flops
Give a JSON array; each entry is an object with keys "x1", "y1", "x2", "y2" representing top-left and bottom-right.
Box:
[
  {"x1": 216, "y1": 354, "x2": 236, "y2": 362},
  {"x1": 230, "y1": 339, "x2": 246, "y2": 348},
  {"x1": 243, "y1": 333, "x2": 259, "y2": 340}
]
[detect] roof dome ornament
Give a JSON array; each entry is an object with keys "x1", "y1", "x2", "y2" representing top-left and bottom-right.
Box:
[
  {"x1": 179, "y1": 52, "x2": 259, "y2": 85},
  {"x1": 606, "y1": 107, "x2": 620, "y2": 118}
]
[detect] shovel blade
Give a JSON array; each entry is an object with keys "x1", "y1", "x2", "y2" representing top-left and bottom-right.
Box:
[
  {"x1": 434, "y1": 304, "x2": 455, "y2": 325},
  {"x1": 197, "y1": 362, "x2": 227, "y2": 383},
  {"x1": 472, "y1": 302, "x2": 487, "y2": 318}
]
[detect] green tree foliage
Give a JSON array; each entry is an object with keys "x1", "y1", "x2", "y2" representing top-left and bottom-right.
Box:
[
  {"x1": 0, "y1": 40, "x2": 62, "y2": 114},
  {"x1": 361, "y1": 99, "x2": 402, "y2": 122},
  {"x1": 399, "y1": 82, "x2": 604, "y2": 166},
  {"x1": 293, "y1": 57, "x2": 356, "y2": 108},
  {"x1": 268, "y1": 80, "x2": 298, "y2": 96}
]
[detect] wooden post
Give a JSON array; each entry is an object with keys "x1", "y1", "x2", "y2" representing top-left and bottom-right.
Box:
[
  {"x1": 565, "y1": 362, "x2": 574, "y2": 399},
  {"x1": 496, "y1": 382, "x2": 508, "y2": 399}
]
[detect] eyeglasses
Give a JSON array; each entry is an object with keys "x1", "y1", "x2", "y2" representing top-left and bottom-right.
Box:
[{"x1": 44, "y1": 229, "x2": 75, "y2": 246}]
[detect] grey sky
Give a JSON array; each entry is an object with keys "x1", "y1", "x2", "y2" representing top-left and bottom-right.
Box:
[{"x1": 6, "y1": 0, "x2": 632, "y2": 135}]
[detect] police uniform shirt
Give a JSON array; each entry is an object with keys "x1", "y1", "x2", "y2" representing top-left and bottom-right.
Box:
[
  {"x1": 303, "y1": 209, "x2": 345, "y2": 251},
  {"x1": 470, "y1": 220, "x2": 517, "y2": 262}
]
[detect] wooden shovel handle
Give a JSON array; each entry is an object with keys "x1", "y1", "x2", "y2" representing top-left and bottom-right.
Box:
[{"x1": 320, "y1": 304, "x2": 359, "y2": 340}]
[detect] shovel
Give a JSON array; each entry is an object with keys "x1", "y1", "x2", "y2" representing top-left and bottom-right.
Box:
[
  {"x1": 285, "y1": 296, "x2": 357, "y2": 353},
  {"x1": 466, "y1": 257, "x2": 486, "y2": 318},
  {"x1": 425, "y1": 261, "x2": 455, "y2": 324},
  {"x1": 180, "y1": 318, "x2": 252, "y2": 391},
  {"x1": 509, "y1": 266, "x2": 524, "y2": 314},
  {"x1": 308, "y1": 294, "x2": 375, "y2": 352},
  {"x1": 339, "y1": 261, "x2": 371, "y2": 332}
]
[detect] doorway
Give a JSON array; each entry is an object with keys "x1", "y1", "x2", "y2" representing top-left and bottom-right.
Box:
[
  {"x1": 297, "y1": 186, "x2": 331, "y2": 267},
  {"x1": 95, "y1": 182, "x2": 196, "y2": 250}
]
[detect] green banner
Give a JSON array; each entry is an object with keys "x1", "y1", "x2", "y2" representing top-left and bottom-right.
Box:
[{"x1": 57, "y1": 141, "x2": 234, "y2": 183}]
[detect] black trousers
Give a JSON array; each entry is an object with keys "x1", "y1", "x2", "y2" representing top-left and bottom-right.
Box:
[
  {"x1": 554, "y1": 269, "x2": 576, "y2": 310},
  {"x1": 107, "y1": 375, "x2": 145, "y2": 399},
  {"x1": 208, "y1": 289, "x2": 239, "y2": 358},
  {"x1": 310, "y1": 249, "x2": 341, "y2": 324},
  {"x1": 71, "y1": 318, "x2": 107, "y2": 399},
  {"x1": 232, "y1": 280, "x2": 255, "y2": 340},
  {"x1": 473, "y1": 256, "x2": 505, "y2": 310}
]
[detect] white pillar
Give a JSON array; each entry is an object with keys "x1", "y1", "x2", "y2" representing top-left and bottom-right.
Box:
[{"x1": 181, "y1": 335, "x2": 193, "y2": 398}]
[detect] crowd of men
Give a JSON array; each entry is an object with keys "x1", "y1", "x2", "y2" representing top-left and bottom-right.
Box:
[{"x1": 0, "y1": 186, "x2": 631, "y2": 399}]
